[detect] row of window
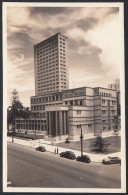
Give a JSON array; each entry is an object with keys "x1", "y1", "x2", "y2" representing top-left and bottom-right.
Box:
[
  {"x1": 31, "y1": 95, "x2": 62, "y2": 104},
  {"x1": 37, "y1": 38, "x2": 58, "y2": 49},
  {"x1": 37, "y1": 44, "x2": 58, "y2": 52},
  {"x1": 99, "y1": 92, "x2": 112, "y2": 97},
  {"x1": 37, "y1": 58, "x2": 58, "y2": 64},
  {"x1": 76, "y1": 125, "x2": 117, "y2": 130},
  {"x1": 101, "y1": 99, "x2": 116, "y2": 104},
  {"x1": 37, "y1": 44, "x2": 66, "y2": 55},
  {"x1": 16, "y1": 124, "x2": 46, "y2": 131},
  {"x1": 77, "y1": 124, "x2": 92, "y2": 128},
  {"x1": 37, "y1": 51, "x2": 58, "y2": 59},
  {"x1": 103, "y1": 126, "x2": 117, "y2": 131},
  {"x1": 37, "y1": 67, "x2": 59, "y2": 73},
  {"x1": 64, "y1": 91, "x2": 85, "y2": 98},
  {"x1": 38, "y1": 78, "x2": 66, "y2": 83},
  {"x1": 38, "y1": 81, "x2": 66, "y2": 87},
  {"x1": 15, "y1": 120, "x2": 46, "y2": 123},
  {"x1": 37, "y1": 49, "x2": 58, "y2": 56},
  {"x1": 102, "y1": 110, "x2": 116, "y2": 114},
  {"x1": 39, "y1": 90, "x2": 59, "y2": 94},
  {"x1": 37, "y1": 60, "x2": 66, "y2": 66},
  {"x1": 65, "y1": 100, "x2": 83, "y2": 106},
  {"x1": 31, "y1": 105, "x2": 46, "y2": 112}
]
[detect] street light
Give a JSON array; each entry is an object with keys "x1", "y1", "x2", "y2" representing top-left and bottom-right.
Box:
[{"x1": 80, "y1": 128, "x2": 84, "y2": 156}]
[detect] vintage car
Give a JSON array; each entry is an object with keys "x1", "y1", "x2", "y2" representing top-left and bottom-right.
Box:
[
  {"x1": 76, "y1": 155, "x2": 91, "y2": 163},
  {"x1": 60, "y1": 151, "x2": 76, "y2": 160},
  {"x1": 102, "y1": 156, "x2": 121, "y2": 165},
  {"x1": 35, "y1": 146, "x2": 46, "y2": 152}
]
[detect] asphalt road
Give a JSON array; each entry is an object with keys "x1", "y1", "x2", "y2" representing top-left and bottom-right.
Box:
[{"x1": 7, "y1": 142, "x2": 121, "y2": 188}]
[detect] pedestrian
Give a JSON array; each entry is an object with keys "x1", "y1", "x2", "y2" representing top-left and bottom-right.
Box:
[
  {"x1": 57, "y1": 147, "x2": 59, "y2": 154},
  {"x1": 55, "y1": 148, "x2": 56, "y2": 154}
]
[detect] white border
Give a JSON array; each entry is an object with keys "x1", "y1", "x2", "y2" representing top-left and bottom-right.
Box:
[{"x1": 3, "y1": 2, "x2": 126, "y2": 193}]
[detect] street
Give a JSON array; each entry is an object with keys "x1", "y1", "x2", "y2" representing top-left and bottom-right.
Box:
[{"x1": 7, "y1": 143, "x2": 121, "y2": 188}]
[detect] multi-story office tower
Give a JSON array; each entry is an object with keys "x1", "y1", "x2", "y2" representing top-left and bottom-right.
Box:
[
  {"x1": 34, "y1": 32, "x2": 69, "y2": 96},
  {"x1": 108, "y1": 79, "x2": 120, "y2": 91}
]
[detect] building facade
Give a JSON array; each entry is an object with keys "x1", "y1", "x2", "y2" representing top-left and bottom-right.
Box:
[
  {"x1": 28, "y1": 87, "x2": 118, "y2": 140},
  {"x1": 15, "y1": 33, "x2": 120, "y2": 140},
  {"x1": 34, "y1": 32, "x2": 69, "y2": 96},
  {"x1": 108, "y1": 79, "x2": 120, "y2": 91}
]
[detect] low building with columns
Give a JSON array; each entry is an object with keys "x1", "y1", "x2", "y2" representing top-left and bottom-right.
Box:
[
  {"x1": 16, "y1": 87, "x2": 121, "y2": 140},
  {"x1": 15, "y1": 86, "x2": 120, "y2": 140}
]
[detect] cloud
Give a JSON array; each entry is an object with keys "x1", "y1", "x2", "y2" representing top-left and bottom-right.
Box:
[
  {"x1": 76, "y1": 17, "x2": 98, "y2": 31},
  {"x1": 6, "y1": 5, "x2": 121, "y2": 106},
  {"x1": 29, "y1": 7, "x2": 75, "y2": 16},
  {"x1": 86, "y1": 15, "x2": 120, "y2": 77},
  {"x1": 105, "y1": 7, "x2": 119, "y2": 16}
]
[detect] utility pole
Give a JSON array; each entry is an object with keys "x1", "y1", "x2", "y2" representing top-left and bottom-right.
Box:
[{"x1": 80, "y1": 128, "x2": 84, "y2": 156}]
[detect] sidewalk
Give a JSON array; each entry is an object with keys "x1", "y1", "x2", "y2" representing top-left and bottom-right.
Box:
[{"x1": 7, "y1": 136, "x2": 121, "y2": 163}]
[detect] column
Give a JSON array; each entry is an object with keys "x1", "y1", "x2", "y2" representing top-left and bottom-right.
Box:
[
  {"x1": 49, "y1": 112, "x2": 51, "y2": 136},
  {"x1": 40, "y1": 118, "x2": 41, "y2": 131},
  {"x1": 59, "y1": 111, "x2": 63, "y2": 136},
  {"x1": 55, "y1": 111, "x2": 58, "y2": 136},
  {"x1": 66, "y1": 112, "x2": 69, "y2": 135},
  {"x1": 78, "y1": 100, "x2": 80, "y2": 106},
  {"x1": 46, "y1": 112, "x2": 49, "y2": 135},
  {"x1": 63, "y1": 111, "x2": 66, "y2": 135}
]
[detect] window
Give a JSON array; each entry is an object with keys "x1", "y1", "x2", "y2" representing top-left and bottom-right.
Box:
[
  {"x1": 103, "y1": 127, "x2": 106, "y2": 130},
  {"x1": 112, "y1": 110, "x2": 115, "y2": 114},
  {"x1": 102, "y1": 110, "x2": 106, "y2": 114},
  {"x1": 70, "y1": 100, "x2": 73, "y2": 105},
  {"x1": 75, "y1": 100, "x2": 78, "y2": 105},
  {"x1": 80, "y1": 100, "x2": 83, "y2": 106},
  {"x1": 112, "y1": 100, "x2": 116, "y2": 105},
  {"x1": 88, "y1": 124, "x2": 92, "y2": 127},
  {"x1": 76, "y1": 110, "x2": 81, "y2": 115},
  {"x1": 101, "y1": 99, "x2": 105, "y2": 104},
  {"x1": 77, "y1": 125, "x2": 81, "y2": 128}
]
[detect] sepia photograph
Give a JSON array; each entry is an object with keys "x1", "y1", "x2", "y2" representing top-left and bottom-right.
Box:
[{"x1": 3, "y1": 2, "x2": 126, "y2": 193}]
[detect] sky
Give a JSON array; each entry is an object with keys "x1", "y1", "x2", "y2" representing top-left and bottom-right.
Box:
[{"x1": 6, "y1": 4, "x2": 123, "y2": 107}]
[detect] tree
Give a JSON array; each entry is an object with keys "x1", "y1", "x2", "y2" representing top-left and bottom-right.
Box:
[
  {"x1": 90, "y1": 135, "x2": 111, "y2": 153},
  {"x1": 7, "y1": 89, "x2": 24, "y2": 133}
]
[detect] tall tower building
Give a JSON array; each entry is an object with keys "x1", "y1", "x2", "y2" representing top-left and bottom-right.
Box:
[
  {"x1": 34, "y1": 32, "x2": 69, "y2": 95},
  {"x1": 108, "y1": 79, "x2": 120, "y2": 91}
]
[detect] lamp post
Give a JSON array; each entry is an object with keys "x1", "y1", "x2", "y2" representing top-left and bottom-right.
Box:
[{"x1": 80, "y1": 128, "x2": 84, "y2": 156}]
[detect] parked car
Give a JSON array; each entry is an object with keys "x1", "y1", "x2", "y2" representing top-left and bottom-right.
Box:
[
  {"x1": 102, "y1": 156, "x2": 121, "y2": 165},
  {"x1": 35, "y1": 146, "x2": 46, "y2": 152},
  {"x1": 60, "y1": 151, "x2": 76, "y2": 160},
  {"x1": 76, "y1": 155, "x2": 91, "y2": 163}
]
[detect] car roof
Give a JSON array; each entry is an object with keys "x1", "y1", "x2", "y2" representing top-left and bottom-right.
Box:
[
  {"x1": 108, "y1": 156, "x2": 119, "y2": 159},
  {"x1": 66, "y1": 151, "x2": 74, "y2": 154}
]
